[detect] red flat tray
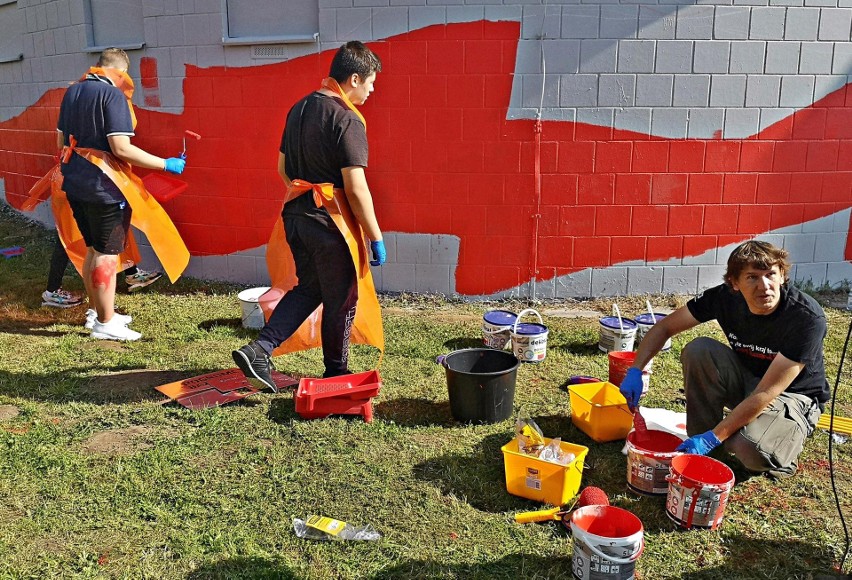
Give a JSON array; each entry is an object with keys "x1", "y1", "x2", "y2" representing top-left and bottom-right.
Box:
[
  {"x1": 295, "y1": 370, "x2": 381, "y2": 408},
  {"x1": 142, "y1": 172, "x2": 188, "y2": 203}
]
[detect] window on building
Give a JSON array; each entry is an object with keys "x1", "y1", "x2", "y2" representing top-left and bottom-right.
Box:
[
  {"x1": 0, "y1": 1, "x2": 24, "y2": 63},
  {"x1": 222, "y1": 0, "x2": 319, "y2": 45},
  {"x1": 86, "y1": 0, "x2": 145, "y2": 52}
]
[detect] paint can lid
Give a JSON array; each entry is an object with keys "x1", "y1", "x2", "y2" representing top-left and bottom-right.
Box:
[
  {"x1": 513, "y1": 322, "x2": 548, "y2": 335},
  {"x1": 483, "y1": 310, "x2": 517, "y2": 325},
  {"x1": 600, "y1": 316, "x2": 637, "y2": 330},
  {"x1": 634, "y1": 313, "x2": 666, "y2": 325}
]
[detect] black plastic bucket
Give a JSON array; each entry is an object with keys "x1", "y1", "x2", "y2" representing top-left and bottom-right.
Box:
[{"x1": 440, "y1": 348, "x2": 520, "y2": 423}]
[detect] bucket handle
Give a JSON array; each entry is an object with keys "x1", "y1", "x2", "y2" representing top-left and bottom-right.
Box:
[
  {"x1": 572, "y1": 526, "x2": 645, "y2": 565},
  {"x1": 512, "y1": 308, "x2": 543, "y2": 334},
  {"x1": 612, "y1": 304, "x2": 624, "y2": 332},
  {"x1": 435, "y1": 355, "x2": 447, "y2": 367}
]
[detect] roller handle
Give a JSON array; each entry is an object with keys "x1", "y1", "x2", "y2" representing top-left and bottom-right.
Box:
[{"x1": 514, "y1": 506, "x2": 561, "y2": 524}]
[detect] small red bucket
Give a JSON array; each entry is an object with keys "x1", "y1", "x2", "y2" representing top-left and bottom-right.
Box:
[
  {"x1": 608, "y1": 351, "x2": 652, "y2": 393},
  {"x1": 665, "y1": 454, "x2": 735, "y2": 530},
  {"x1": 626, "y1": 429, "x2": 683, "y2": 495},
  {"x1": 570, "y1": 505, "x2": 644, "y2": 580}
]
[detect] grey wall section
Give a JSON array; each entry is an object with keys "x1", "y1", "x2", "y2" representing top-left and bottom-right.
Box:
[{"x1": 1, "y1": 0, "x2": 851, "y2": 299}]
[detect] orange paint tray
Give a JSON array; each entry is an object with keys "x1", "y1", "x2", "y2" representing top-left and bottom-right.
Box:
[{"x1": 142, "y1": 172, "x2": 188, "y2": 203}]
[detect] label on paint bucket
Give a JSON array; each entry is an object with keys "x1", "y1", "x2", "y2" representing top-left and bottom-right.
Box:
[
  {"x1": 482, "y1": 309, "x2": 516, "y2": 350},
  {"x1": 598, "y1": 316, "x2": 638, "y2": 353}
]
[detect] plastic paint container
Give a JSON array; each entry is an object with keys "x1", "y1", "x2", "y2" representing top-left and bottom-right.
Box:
[
  {"x1": 237, "y1": 287, "x2": 271, "y2": 329},
  {"x1": 482, "y1": 309, "x2": 517, "y2": 350},
  {"x1": 510, "y1": 309, "x2": 548, "y2": 363}
]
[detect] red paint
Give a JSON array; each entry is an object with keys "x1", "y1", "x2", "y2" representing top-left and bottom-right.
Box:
[
  {"x1": 139, "y1": 57, "x2": 161, "y2": 108},
  {"x1": 92, "y1": 259, "x2": 116, "y2": 289},
  {"x1": 2, "y1": 21, "x2": 852, "y2": 295}
]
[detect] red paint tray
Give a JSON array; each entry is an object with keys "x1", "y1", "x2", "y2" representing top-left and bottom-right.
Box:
[
  {"x1": 142, "y1": 172, "x2": 188, "y2": 203},
  {"x1": 294, "y1": 370, "x2": 381, "y2": 422}
]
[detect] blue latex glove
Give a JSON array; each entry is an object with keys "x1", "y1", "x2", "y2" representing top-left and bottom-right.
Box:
[
  {"x1": 370, "y1": 240, "x2": 386, "y2": 266},
  {"x1": 676, "y1": 430, "x2": 722, "y2": 455},
  {"x1": 164, "y1": 156, "x2": 186, "y2": 174},
  {"x1": 619, "y1": 367, "x2": 644, "y2": 411}
]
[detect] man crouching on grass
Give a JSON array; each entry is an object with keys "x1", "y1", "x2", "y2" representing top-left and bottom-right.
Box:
[{"x1": 620, "y1": 240, "x2": 827, "y2": 478}]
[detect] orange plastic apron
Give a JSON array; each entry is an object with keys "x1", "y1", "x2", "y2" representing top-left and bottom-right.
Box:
[
  {"x1": 263, "y1": 78, "x2": 383, "y2": 358},
  {"x1": 23, "y1": 67, "x2": 188, "y2": 282}
]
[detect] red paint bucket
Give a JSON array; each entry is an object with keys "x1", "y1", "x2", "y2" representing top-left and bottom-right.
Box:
[
  {"x1": 570, "y1": 505, "x2": 644, "y2": 580},
  {"x1": 626, "y1": 429, "x2": 683, "y2": 495},
  {"x1": 665, "y1": 454, "x2": 735, "y2": 530},
  {"x1": 607, "y1": 351, "x2": 652, "y2": 393}
]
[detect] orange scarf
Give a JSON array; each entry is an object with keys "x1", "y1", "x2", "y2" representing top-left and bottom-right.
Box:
[{"x1": 263, "y1": 79, "x2": 383, "y2": 360}]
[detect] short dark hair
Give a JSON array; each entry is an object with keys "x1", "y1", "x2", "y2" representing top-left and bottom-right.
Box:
[
  {"x1": 328, "y1": 41, "x2": 382, "y2": 83},
  {"x1": 724, "y1": 240, "x2": 791, "y2": 287},
  {"x1": 98, "y1": 48, "x2": 130, "y2": 70}
]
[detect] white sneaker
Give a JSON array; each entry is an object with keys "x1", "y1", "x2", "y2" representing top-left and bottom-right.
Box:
[
  {"x1": 91, "y1": 317, "x2": 142, "y2": 341},
  {"x1": 84, "y1": 309, "x2": 132, "y2": 330}
]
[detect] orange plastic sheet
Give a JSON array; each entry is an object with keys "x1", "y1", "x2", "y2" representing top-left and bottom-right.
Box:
[
  {"x1": 264, "y1": 180, "x2": 384, "y2": 358},
  {"x1": 23, "y1": 166, "x2": 141, "y2": 273},
  {"x1": 262, "y1": 77, "x2": 383, "y2": 359}
]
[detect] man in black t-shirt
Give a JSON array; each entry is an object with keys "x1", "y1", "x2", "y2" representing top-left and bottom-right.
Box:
[
  {"x1": 620, "y1": 241, "x2": 828, "y2": 478},
  {"x1": 233, "y1": 42, "x2": 385, "y2": 387}
]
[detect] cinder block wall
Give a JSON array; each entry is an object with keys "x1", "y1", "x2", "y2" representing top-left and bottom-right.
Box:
[{"x1": 0, "y1": 0, "x2": 850, "y2": 299}]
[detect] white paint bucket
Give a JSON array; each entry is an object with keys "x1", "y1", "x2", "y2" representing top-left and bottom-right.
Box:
[
  {"x1": 598, "y1": 305, "x2": 637, "y2": 353},
  {"x1": 482, "y1": 309, "x2": 517, "y2": 350},
  {"x1": 237, "y1": 287, "x2": 270, "y2": 329},
  {"x1": 511, "y1": 308, "x2": 548, "y2": 363},
  {"x1": 665, "y1": 454, "x2": 735, "y2": 530},
  {"x1": 570, "y1": 505, "x2": 644, "y2": 580},
  {"x1": 634, "y1": 313, "x2": 671, "y2": 351}
]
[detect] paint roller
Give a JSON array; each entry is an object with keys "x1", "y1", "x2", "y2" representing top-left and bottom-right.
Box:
[
  {"x1": 181, "y1": 130, "x2": 201, "y2": 158},
  {"x1": 514, "y1": 486, "x2": 610, "y2": 524}
]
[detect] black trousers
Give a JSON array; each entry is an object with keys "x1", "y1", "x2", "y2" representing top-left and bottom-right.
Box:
[{"x1": 256, "y1": 215, "x2": 357, "y2": 377}]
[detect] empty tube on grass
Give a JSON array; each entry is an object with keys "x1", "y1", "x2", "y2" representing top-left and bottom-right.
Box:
[{"x1": 293, "y1": 515, "x2": 381, "y2": 541}]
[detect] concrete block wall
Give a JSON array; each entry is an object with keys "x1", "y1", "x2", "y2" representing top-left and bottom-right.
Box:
[{"x1": 0, "y1": 0, "x2": 851, "y2": 300}]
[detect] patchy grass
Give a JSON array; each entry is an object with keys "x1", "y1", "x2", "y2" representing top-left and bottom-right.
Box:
[{"x1": 0, "y1": 205, "x2": 850, "y2": 578}]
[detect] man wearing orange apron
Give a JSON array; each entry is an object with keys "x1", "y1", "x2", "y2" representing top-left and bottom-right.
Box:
[
  {"x1": 233, "y1": 41, "x2": 385, "y2": 390},
  {"x1": 56, "y1": 48, "x2": 187, "y2": 341}
]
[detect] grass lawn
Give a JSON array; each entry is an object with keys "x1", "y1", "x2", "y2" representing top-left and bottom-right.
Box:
[{"x1": 0, "y1": 204, "x2": 850, "y2": 579}]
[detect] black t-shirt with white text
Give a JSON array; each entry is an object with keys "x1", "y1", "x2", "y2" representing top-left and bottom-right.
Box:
[{"x1": 687, "y1": 284, "x2": 829, "y2": 403}]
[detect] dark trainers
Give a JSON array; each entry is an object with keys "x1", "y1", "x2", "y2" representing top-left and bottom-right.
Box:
[{"x1": 232, "y1": 343, "x2": 277, "y2": 392}]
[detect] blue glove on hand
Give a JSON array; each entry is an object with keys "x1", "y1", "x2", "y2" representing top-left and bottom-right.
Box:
[
  {"x1": 164, "y1": 157, "x2": 186, "y2": 174},
  {"x1": 676, "y1": 430, "x2": 722, "y2": 455},
  {"x1": 370, "y1": 240, "x2": 386, "y2": 266},
  {"x1": 619, "y1": 367, "x2": 644, "y2": 411}
]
